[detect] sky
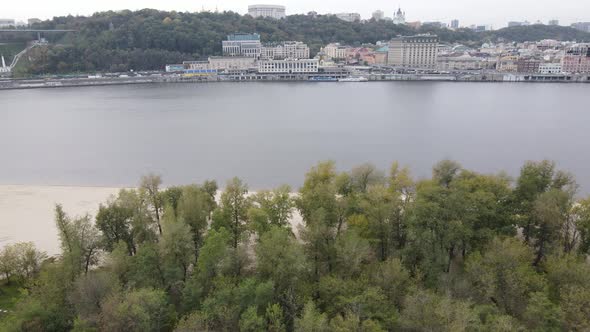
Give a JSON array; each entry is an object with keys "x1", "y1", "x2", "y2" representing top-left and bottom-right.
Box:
[{"x1": 3, "y1": 0, "x2": 589, "y2": 29}]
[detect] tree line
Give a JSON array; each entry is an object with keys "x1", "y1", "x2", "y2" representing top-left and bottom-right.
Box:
[
  {"x1": 8, "y1": 9, "x2": 589, "y2": 76},
  {"x1": 2, "y1": 159, "x2": 590, "y2": 331}
]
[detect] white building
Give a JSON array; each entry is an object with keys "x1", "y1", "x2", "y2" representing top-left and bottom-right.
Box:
[
  {"x1": 393, "y1": 8, "x2": 406, "y2": 25},
  {"x1": 258, "y1": 59, "x2": 319, "y2": 73},
  {"x1": 209, "y1": 57, "x2": 256, "y2": 70},
  {"x1": 0, "y1": 19, "x2": 15, "y2": 28},
  {"x1": 335, "y1": 13, "x2": 361, "y2": 22},
  {"x1": 248, "y1": 4, "x2": 286, "y2": 19},
  {"x1": 437, "y1": 54, "x2": 494, "y2": 71},
  {"x1": 323, "y1": 43, "x2": 348, "y2": 60},
  {"x1": 388, "y1": 35, "x2": 439, "y2": 69},
  {"x1": 372, "y1": 10, "x2": 385, "y2": 21},
  {"x1": 261, "y1": 41, "x2": 310, "y2": 60},
  {"x1": 222, "y1": 33, "x2": 262, "y2": 58},
  {"x1": 538, "y1": 63, "x2": 562, "y2": 74}
]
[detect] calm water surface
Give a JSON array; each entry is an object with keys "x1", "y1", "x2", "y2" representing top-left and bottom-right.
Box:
[{"x1": 1, "y1": 82, "x2": 589, "y2": 193}]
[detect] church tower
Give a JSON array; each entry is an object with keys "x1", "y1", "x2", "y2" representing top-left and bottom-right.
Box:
[{"x1": 393, "y1": 6, "x2": 406, "y2": 25}]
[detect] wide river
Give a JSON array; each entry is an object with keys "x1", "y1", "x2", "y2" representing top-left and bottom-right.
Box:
[{"x1": 1, "y1": 82, "x2": 590, "y2": 193}]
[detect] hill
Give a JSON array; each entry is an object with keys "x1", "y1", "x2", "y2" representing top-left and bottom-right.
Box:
[{"x1": 3, "y1": 9, "x2": 589, "y2": 75}]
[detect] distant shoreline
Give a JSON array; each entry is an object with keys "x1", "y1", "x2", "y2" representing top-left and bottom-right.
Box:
[{"x1": 1, "y1": 75, "x2": 589, "y2": 91}]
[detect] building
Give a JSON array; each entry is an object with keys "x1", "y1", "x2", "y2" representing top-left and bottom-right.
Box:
[
  {"x1": 548, "y1": 19, "x2": 559, "y2": 26},
  {"x1": 387, "y1": 35, "x2": 439, "y2": 69},
  {"x1": 248, "y1": 4, "x2": 286, "y2": 19},
  {"x1": 374, "y1": 45, "x2": 389, "y2": 65},
  {"x1": 372, "y1": 10, "x2": 385, "y2": 21},
  {"x1": 27, "y1": 18, "x2": 41, "y2": 25},
  {"x1": 508, "y1": 21, "x2": 524, "y2": 27},
  {"x1": 166, "y1": 64, "x2": 186, "y2": 72},
  {"x1": 0, "y1": 19, "x2": 15, "y2": 28},
  {"x1": 451, "y1": 19, "x2": 460, "y2": 29},
  {"x1": 261, "y1": 41, "x2": 310, "y2": 60},
  {"x1": 571, "y1": 22, "x2": 590, "y2": 33},
  {"x1": 183, "y1": 61, "x2": 209, "y2": 70},
  {"x1": 393, "y1": 7, "x2": 406, "y2": 25},
  {"x1": 209, "y1": 56, "x2": 256, "y2": 70},
  {"x1": 222, "y1": 33, "x2": 262, "y2": 57},
  {"x1": 335, "y1": 13, "x2": 361, "y2": 22},
  {"x1": 437, "y1": 54, "x2": 494, "y2": 71},
  {"x1": 323, "y1": 43, "x2": 348, "y2": 60},
  {"x1": 538, "y1": 63, "x2": 562, "y2": 74},
  {"x1": 497, "y1": 55, "x2": 519, "y2": 72},
  {"x1": 516, "y1": 58, "x2": 541, "y2": 73},
  {"x1": 257, "y1": 59, "x2": 319, "y2": 73},
  {"x1": 562, "y1": 44, "x2": 590, "y2": 73}
]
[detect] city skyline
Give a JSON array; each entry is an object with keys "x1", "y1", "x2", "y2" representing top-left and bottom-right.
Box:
[{"x1": 3, "y1": 0, "x2": 589, "y2": 29}]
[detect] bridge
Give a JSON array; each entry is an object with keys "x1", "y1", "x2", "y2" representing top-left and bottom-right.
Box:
[{"x1": 0, "y1": 29, "x2": 77, "y2": 42}]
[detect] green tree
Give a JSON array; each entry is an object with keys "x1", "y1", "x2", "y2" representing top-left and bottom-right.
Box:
[
  {"x1": 100, "y1": 288, "x2": 175, "y2": 332},
  {"x1": 212, "y1": 177, "x2": 252, "y2": 249},
  {"x1": 295, "y1": 301, "x2": 329, "y2": 332}
]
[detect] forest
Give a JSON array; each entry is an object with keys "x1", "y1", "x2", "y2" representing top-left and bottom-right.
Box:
[
  {"x1": 3, "y1": 9, "x2": 589, "y2": 75},
  {"x1": 1, "y1": 159, "x2": 590, "y2": 331}
]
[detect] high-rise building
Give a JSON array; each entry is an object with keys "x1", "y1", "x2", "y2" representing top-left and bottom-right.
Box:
[
  {"x1": 335, "y1": 13, "x2": 361, "y2": 22},
  {"x1": 261, "y1": 41, "x2": 310, "y2": 60},
  {"x1": 393, "y1": 7, "x2": 406, "y2": 25},
  {"x1": 222, "y1": 33, "x2": 262, "y2": 58},
  {"x1": 548, "y1": 19, "x2": 559, "y2": 26},
  {"x1": 451, "y1": 19, "x2": 460, "y2": 29},
  {"x1": 248, "y1": 4, "x2": 286, "y2": 19},
  {"x1": 372, "y1": 10, "x2": 385, "y2": 21},
  {"x1": 387, "y1": 34, "x2": 439, "y2": 69}
]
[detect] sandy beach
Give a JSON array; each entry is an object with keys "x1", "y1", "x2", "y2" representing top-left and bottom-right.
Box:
[
  {"x1": 0, "y1": 185, "x2": 304, "y2": 256},
  {"x1": 0, "y1": 185, "x2": 121, "y2": 255}
]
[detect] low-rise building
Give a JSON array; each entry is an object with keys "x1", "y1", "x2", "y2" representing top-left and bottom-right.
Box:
[
  {"x1": 437, "y1": 54, "x2": 494, "y2": 71},
  {"x1": 497, "y1": 55, "x2": 519, "y2": 72},
  {"x1": 335, "y1": 13, "x2": 361, "y2": 22},
  {"x1": 258, "y1": 59, "x2": 319, "y2": 73},
  {"x1": 209, "y1": 57, "x2": 256, "y2": 70},
  {"x1": 222, "y1": 33, "x2": 262, "y2": 58},
  {"x1": 538, "y1": 63, "x2": 562, "y2": 74},
  {"x1": 261, "y1": 41, "x2": 310, "y2": 60},
  {"x1": 562, "y1": 44, "x2": 590, "y2": 73},
  {"x1": 516, "y1": 58, "x2": 541, "y2": 73},
  {"x1": 387, "y1": 34, "x2": 439, "y2": 69},
  {"x1": 323, "y1": 43, "x2": 348, "y2": 60},
  {"x1": 248, "y1": 4, "x2": 286, "y2": 19},
  {"x1": 166, "y1": 64, "x2": 186, "y2": 72},
  {"x1": 0, "y1": 19, "x2": 15, "y2": 28}
]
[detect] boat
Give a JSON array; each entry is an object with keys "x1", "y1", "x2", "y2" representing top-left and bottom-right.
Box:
[
  {"x1": 308, "y1": 76, "x2": 338, "y2": 82},
  {"x1": 338, "y1": 77, "x2": 369, "y2": 82}
]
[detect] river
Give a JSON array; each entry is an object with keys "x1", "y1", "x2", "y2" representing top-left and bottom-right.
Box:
[{"x1": 1, "y1": 82, "x2": 589, "y2": 193}]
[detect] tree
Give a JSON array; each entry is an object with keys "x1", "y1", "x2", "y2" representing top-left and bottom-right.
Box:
[
  {"x1": 465, "y1": 237, "x2": 546, "y2": 317},
  {"x1": 295, "y1": 301, "x2": 329, "y2": 332},
  {"x1": 96, "y1": 197, "x2": 136, "y2": 255},
  {"x1": 531, "y1": 189, "x2": 571, "y2": 266},
  {"x1": 212, "y1": 177, "x2": 252, "y2": 249},
  {"x1": 177, "y1": 184, "x2": 215, "y2": 260},
  {"x1": 55, "y1": 205, "x2": 101, "y2": 277},
  {"x1": 432, "y1": 159, "x2": 462, "y2": 188},
  {"x1": 69, "y1": 271, "x2": 120, "y2": 328},
  {"x1": 140, "y1": 174, "x2": 164, "y2": 235},
  {"x1": 160, "y1": 208, "x2": 195, "y2": 282},
  {"x1": 100, "y1": 288, "x2": 175, "y2": 332},
  {"x1": 522, "y1": 292, "x2": 563, "y2": 331},
  {"x1": 0, "y1": 244, "x2": 19, "y2": 284},
  {"x1": 250, "y1": 185, "x2": 294, "y2": 235},
  {"x1": 400, "y1": 290, "x2": 480, "y2": 332}
]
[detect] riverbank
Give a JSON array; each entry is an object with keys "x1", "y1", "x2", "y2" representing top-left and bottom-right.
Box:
[
  {"x1": 0, "y1": 185, "x2": 305, "y2": 256},
  {"x1": 0, "y1": 185, "x2": 120, "y2": 255},
  {"x1": 1, "y1": 71, "x2": 589, "y2": 90}
]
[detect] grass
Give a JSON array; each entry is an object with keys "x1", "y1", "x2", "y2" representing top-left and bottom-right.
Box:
[{"x1": 0, "y1": 281, "x2": 25, "y2": 318}]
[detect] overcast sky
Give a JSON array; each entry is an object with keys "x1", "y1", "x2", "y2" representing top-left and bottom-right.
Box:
[{"x1": 4, "y1": 0, "x2": 589, "y2": 28}]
